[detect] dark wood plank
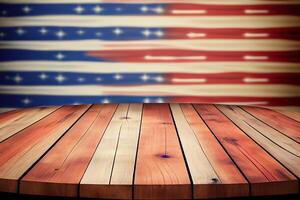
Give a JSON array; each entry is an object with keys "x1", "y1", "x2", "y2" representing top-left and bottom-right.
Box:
[
  {"x1": 242, "y1": 106, "x2": 300, "y2": 143},
  {"x1": 171, "y1": 104, "x2": 249, "y2": 199},
  {"x1": 194, "y1": 104, "x2": 298, "y2": 196},
  {"x1": 20, "y1": 104, "x2": 117, "y2": 197},
  {"x1": 0, "y1": 105, "x2": 90, "y2": 193},
  {"x1": 134, "y1": 104, "x2": 191, "y2": 200},
  {"x1": 218, "y1": 105, "x2": 300, "y2": 178}
]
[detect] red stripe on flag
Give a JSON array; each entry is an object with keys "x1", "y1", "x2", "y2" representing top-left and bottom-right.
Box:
[
  {"x1": 166, "y1": 4, "x2": 300, "y2": 16},
  {"x1": 166, "y1": 27, "x2": 300, "y2": 40},
  {"x1": 168, "y1": 96, "x2": 300, "y2": 106},
  {"x1": 87, "y1": 50, "x2": 300, "y2": 62},
  {"x1": 165, "y1": 73, "x2": 300, "y2": 85}
]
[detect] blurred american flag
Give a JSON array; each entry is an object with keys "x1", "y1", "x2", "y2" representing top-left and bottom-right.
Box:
[{"x1": 0, "y1": 0, "x2": 300, "y2": 111}]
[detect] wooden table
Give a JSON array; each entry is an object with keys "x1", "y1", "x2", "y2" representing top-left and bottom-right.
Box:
[{"x1": 0, "y1": 104, "x2": 299, "y2": 199}]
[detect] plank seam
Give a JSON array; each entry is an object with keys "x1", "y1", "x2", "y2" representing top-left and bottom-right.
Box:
[
  {"x1": 77, "y1": 104, "x2": 119, "y2": 198},
  {"x1": 239, "y1": 106, "x2": 300, "y2": 144},
  {"x1": 168, "y1": 103, "x2": 194, "y2": 200},
  {"x1": 210, "y1": 110, "x2": 281, "y2": 181},
  {"x1": 277, "y1": 111, "x2": 300, "y2": 124},
  {"x1": 0, "y1": 106, "x2": 61, "y2": 144},
  {"x1": 49, "y1": 104, "x2": 109, "y2": 183},
  {"x1": 17, "y1": 104, "x2": 92, "y2": 195},
  {"x1": 108, "y1": 108, "x2": 127, "y2": 184},
  {"x1": 193, "y1": 104, "x2": 252, "y2": 197},
  {"x1": 242, "y1": 119, "x2": 300, "y2": 159},
  {"x1": 179, "y1": 104, "x2": 222, "y2": 182},
  {"x1": 132, "y1": 104, "x2": 144, "y2": 200},
  {"x1": 218, "y1": 106, "x2": 300, "y2": 180}
]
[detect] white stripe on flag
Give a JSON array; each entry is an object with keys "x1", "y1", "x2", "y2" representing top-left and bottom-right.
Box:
[
  {"x1": 1, "y1": 16, "x2": 300, "y2": 28},
  {"x1": 0, "y1": 85, "x2": 299, "y2": 97},
  {"x1": 1, "y1": 40, "x2": 299, "y2": 51},
  {"x1": 1, "y1": 62, "x2": 300, "y2": 73}
]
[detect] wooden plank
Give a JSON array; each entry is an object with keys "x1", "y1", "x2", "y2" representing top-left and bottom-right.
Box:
[
  {"x1": 19, "y1": 104, "x2": 117, "y2": 197},
  {"x1": 242, "y1": 106, "x2": 300, "y2": 143},
  {"x1": 0, "y1": 108, "x2": 29, "y2": 125},
  {"x1": 80, "y1": 104, "x2": 142, "y2": 199},
  {"x1": 276, "y1": 110, "x2": 300, "y2": 123},
  {"x1": 0, "y1": 106, "x2": 59, "y2": 142},
  {"x1": 0, "y1": 105, "x2": 90, "y2": 193},
  {"x1": 194, "y1": 104, "x2": 298, "y2": 196},
  {"x1": 109, "y1": 104, "x2": 142, "y2": 198},
  {"x1": 218, "y1": 105, "x2": 300, "y2": 178},
  {"x1": 134, "y1": 104, "x2": 191, "y2": 200},
  {"x1": 171, "y1": 104, "x2": 249, "y2": 199}
]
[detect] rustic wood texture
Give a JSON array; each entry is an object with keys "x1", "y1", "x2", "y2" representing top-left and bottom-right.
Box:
[
  {"x1": 0, "y1": 106, "x2": 59, "y2": 142},
  {"x1": 218, "y1": 105, "x2": 300, "y2": 178},
  {"x1": 171, "y1": 104, "x2": 248, "y2": 199},
  {"x1": 0, "y1": 104, "x2": 299, "y2": 199},
  {"x1": 194, "y1": 104, "x2": 298, "y2": 196},
  {"x1": 242, "y1": 106, "x2": 300, "y2": 143},
  {"x1": 134, "y1": 104, "x2": 191, "y2": 199},
  {"x1": 0, "y1": 105, "x2": 90, "y2": 193},
  {"x1": 80, "y1": 104, "x2": 142, "y2": 199},
  {"x1": 277, "y1": 110, "x2": 300, "y2": 123},
  {"x1": 19, "y1": 104, "x2": 117, "y2": 197}
]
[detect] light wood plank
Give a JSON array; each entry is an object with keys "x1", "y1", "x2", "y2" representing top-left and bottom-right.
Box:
[
  {"x1": 134, "y1": 104, "x2": 191, "y2": 200},
  {"x1": 242, "y1": 106, "x2": 300, "y2": 143},
  {"x1": 0, "y1": 108, "x2": 29, "y2": 126},
  {"x1": 0, "y1": 105, "x2": 90, "y2": 193},
  {"x1": 80, "y1": 104, "x2": 142, "y2": 199},
  {"x1": 19, "y1": 104, "x2": 117, "y2": 197},
  {"x1": 218, "y1": 105, "x2": 300, "y2": 178},
  {"x1": 171, "y1": 104, "x2": 249, "y2": 199},
  {"x1": 0, "y1": 106, "x2": 59, "y2": 142},
  {"x1": 276, "y1": 110, "x2": 300, "y2": 123},
  {"x1": 194, "y1": 104, "x2": 298, "y2": 196},
  {"x1": 109, "y1": 104, "x2": 143, "y2": 199}
]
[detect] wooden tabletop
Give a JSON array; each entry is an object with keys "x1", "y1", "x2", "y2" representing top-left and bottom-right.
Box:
[{"x1": 0, "y1": 104, "x2": 299, "y2": 199}]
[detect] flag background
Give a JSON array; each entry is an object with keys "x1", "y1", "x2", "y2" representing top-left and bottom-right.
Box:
[{"x1": 0, "y1": 0, "x2": 299, "y2": 111}]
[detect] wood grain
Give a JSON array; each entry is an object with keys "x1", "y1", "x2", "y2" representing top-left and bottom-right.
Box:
[
  {"x1": 0, "y1": 104, "x2": 299, "y2": 198},
  {"x1": 218, "y1": 105, "x2": 300, "y2": 178},
  {"x1": 194, "y1": 104, "x2": 298, "y2": 196},
  {"x1": 0, "y1": 106, "x2": 59, "y2": 142},
  {"x1": 134, "y1": 104, "x2": 191, "y2": 199},
  {"x1": 276, "y1": 110, "x2": 300, "y2": 123},
  {"x1": 19, "y1": 104, "x2": 117, "y2": 197},
  {"x1": 171, "y1": 104, "x2": 249, "y2": 199},
  {"x1": 80, "y1": 104, "x2": 142, "y2": 199},
  {"x1": 0, "y1": 105, "x2": 89, "y2": 193},
  {"x1": 242, "y1": 106, "x2": 300, "y2": 143}
]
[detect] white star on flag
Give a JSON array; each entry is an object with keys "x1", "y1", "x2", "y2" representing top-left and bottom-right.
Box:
[
  {"x1": 141, "y1": 74, "x2": 150, "y2": 81},
  {"x1": 56, "y1": 30, "x2": 66, "y2": 38},
  {"x1": 22, "y1": 6, "x2": 31, "y2": 13},
  {"x1": 113, "y1": 28, "x2": 123, "y2": 35},
  {"x1": 93, "y1": 5, "x2": 103, "y2": 13},
  {"x1": 39, "y1": 73, "x2": 48, "y2": 80},
  {"x1": 140, "y1": 6, "x2": 149, "y2": 12},
  {"x1": 22, "y1": 98, "x2": 31, "y2": 105},
  {"x1": 114, "y1": 74, "x2": 123, "y2": 80},
  {"x1": 142, "y1": 29, "x2": 152, "y2": 37},
  {"x1": 16, "y1": 28, "x2": 25, "y2": 35},
  {"x1": 39, "y1": 28, "x2": 48, "y2": 35},
  {"x1": 75, "y1": 5, "x2": 85, "y2": 14},
  {"x1": 55, "y1": 53, "x2": 65, "y2": 60},
  {"x1": 55, "y1": 74, "x2": 66, "y2": 83},
  {"x1": 13, "y1": 74, "x2": 23, "y2": 83}
]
